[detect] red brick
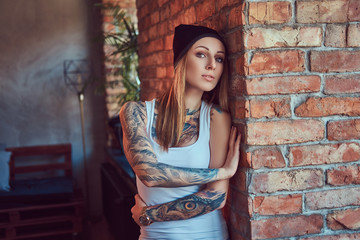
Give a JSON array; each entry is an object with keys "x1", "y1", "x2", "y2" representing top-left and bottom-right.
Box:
[
  {"x1": 137, "y1": 2, "x2": 150, "y2": 19},
  {"x1": 247, "y1": 50, "x2": 305, "y2": 75},
  {"x1": 182, "y1": 6, "x2": 196, "y2": 24},
  {"x1": 138, "y1": 30, "x2": 149, "y2": 44},
  {"x1": 248, "y1": 147, "x2": 286, "y2": 169},
  {"x1": 156, "y1": 66, "x2": 167, "y2": 78},
  {"x1": 196, "y1": 0, "x2": 216, "y2": 22},
  {"x1": 250, "y1": 97, "x2": 291, "y2": 118},
  {"x1": 327, "y1": 208, "x2": 360, "y2": 230},
  {"x1": 153, "y1": 52, "x2": 172, "y2": 65},
  {"x1": 148, "y1": 0, "x2": 159, "y2": 11},
  {"x1": 305, "y1": 187, "x2": 360, "y2": 210},
  {"x1": 230, "y1": 169, "x2": 247, "y2": 192},
  {"x1": 247, "y1": 120, "x2": 324, "y2": 145},
  {"x1": 349, "y1": 0, "x2": 360, "y2": 21},
  {"x1": 164, "y1": 35, "x2": 173, "y2": 51},
  {"x1": 299, "y1": 233, "x2": 360, "y2": 240},
  {"x1": 231, "y1": 190, "x2": 251, "y2": 216},
  {"x1": 296, "y1": 0, "x2": 348, "y2": 23},
  {"x1": 160, "y1": 4, "x2": 170, "y2": 21},
  {"x1": 328, "y1": 119, "x2": 360, "y2": 141},
  {"x1": 156, "y1": 22, "x2": 167, "y2": 36},
  {"x1": 145, "y1": 38, "x2": 164, "y2": 53},
  {"x1": 250, "y1": 169, "x2": 324, "y2": 193},
  {"x1": 139, "y1": 67, "x2": 157, "y2": 79},
  {"x1": 184, "y1": 0, "x2": 195, "y2": 8},
  {"x1": 170, "y1": 0, "x2": 183, "y2": 16},
  {"x1": 246, "y1": 27, "x2": 322, "y2": 49},
  {"x1": 325, "y1": 24, "x2": 347, "y2": 47},
  {"x1": 248, "y1": 1, "x2": 291, "y2": 24},
  {"x1": 228, "y1": 4, "x2": 245, "y2": 29},
  {"x1": 229, "y1": 211, "x2": 250, "y2": 238},
  {"x1": 203, "y1": 16, "x2": 228, "y2": 34},
  {"x1": 229, "y1": 76, "x2": 246, "y2": 96},
  {"x1": 246, "y1": 75, "x2": 321, "y2": 95},
  {"x1": 235, "y1": 53, "x2": 247, "y2": 75},
  {"x1": 166, "y1": 66, "x2": 174, "y2": 78},
  {"x1": 150, "y1": 11, "x2": 159, "y2": 24},
  {"x1": 348, "y1": 23, "x2": 360, "y2": 47},
  {"x1": 226, "y1": 30, "x2": 243, "y2": 54},
  {"x1": 232, "y1": 99, "x2": 249, "y2": 120},
  {"x1": 251, "y1": 214, "x2": 323, "y2": 239},
  {"x1": 253, "y1": 194, "x2": 302, "y2": 215},
  {"x1": 289, "y1": 143, "x2": 360, "y2": 167},
  {"x1": 148, "y1": 24, "x2": 159, "y2": 40},
  {"x1": 310, "y1": 50, "x2": 360, "y2": 73},
  {"x1": 295, "y1": 97, "x2": 360, "y2": 117},
  {"x1": 327, "y1": 165, "x2": 360, "y2": 186},
  {"x1": 325, "y1": 74, "x2": 360, "y2": 94}
]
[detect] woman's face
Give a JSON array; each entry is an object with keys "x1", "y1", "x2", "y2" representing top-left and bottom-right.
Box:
[{"x1": 185, "y1": 37, "x2": 225, "y2": 93}]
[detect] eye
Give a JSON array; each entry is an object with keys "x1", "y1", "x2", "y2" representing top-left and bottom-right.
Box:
[
  {"x1": 215, "y1": 57, "x2": 224, "y2": 63},
  {"x1": 183, "y1": 201, "x2": 197, "y2": 210},
  {"x1": 195, "y1": 52, "x2": 206, "y2": 58}
]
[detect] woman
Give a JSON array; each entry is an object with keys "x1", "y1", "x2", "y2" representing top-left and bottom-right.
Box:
[{"x1": 119, "y1": 24, "x2": 240, "y2": 239}]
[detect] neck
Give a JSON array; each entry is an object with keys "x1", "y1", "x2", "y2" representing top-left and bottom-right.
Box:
[{"x1": 184, "y1": 87, "x2": 203, "y2": 111}]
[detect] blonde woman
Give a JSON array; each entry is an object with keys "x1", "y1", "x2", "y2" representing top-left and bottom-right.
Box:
[{"x1": 119, "y1": 24, "x2": 241, "y2": 240}]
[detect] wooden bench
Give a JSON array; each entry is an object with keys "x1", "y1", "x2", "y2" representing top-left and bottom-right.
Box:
[{"x1": 0, "y1": 144, "x2": 84, "y2": 240}]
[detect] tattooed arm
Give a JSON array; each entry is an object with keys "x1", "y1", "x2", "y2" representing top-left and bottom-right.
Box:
[
  {"x1": 119, "y1": 101, "x2": 239, "y2": 188},
  {"x1": 131, "y1": 108, "x2": 241, "y2": 224}
]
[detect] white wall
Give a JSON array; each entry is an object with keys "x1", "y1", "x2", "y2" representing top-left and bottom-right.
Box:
[{"x1": 0, "y1": 0, "x2": 107, "y2": 216}]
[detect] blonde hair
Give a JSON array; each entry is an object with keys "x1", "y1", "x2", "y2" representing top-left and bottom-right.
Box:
[{"x1": 155, "y1": 53, "x2": 229, "y2": 151}]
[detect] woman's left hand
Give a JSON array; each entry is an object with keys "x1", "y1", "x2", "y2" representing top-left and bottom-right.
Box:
[{"x1": 131, "y1": 194, "x2": 147, "y2": 226}]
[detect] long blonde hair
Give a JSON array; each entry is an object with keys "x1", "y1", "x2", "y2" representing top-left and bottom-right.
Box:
[{"x1": 155, "y1": 53, "x2": 229, "y2": 151}]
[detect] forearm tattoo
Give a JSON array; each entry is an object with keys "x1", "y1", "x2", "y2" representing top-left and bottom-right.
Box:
[
  {"x1": 119, "y1": 102, "x2": 220, "y2": 187},
  {"x1": 146, "y1": 190, "x2": 226, "y2": 222}
]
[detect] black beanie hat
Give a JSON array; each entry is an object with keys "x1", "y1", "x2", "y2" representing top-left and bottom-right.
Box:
[{"x1": 173, "y1": 24, "x2": 226, "y2": 66}]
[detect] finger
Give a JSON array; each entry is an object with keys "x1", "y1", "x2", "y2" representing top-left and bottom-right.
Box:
[
  {"x1": 134, "y1": 194, "x2": 140, "y2": 204},
  {"x1": 235, "y1": 133, "x2": 241, "y2": 147},
  {"x1": 229, "y1": 127, "x2": 236, "y2": 147}
]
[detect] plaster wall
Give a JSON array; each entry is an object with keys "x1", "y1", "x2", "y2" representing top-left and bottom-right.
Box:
[{"x1": 0, "y1": 0, "x2": 106, "y2": 216}]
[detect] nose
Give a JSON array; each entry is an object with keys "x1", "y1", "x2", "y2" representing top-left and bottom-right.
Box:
[{"x1": 206, "y1": 58, "x2": 216, "y2": 70}]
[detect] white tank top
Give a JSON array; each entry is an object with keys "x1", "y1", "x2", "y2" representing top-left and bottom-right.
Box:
[{"x1": 136, "y1": 99, "x2": 228, "y2": 240}]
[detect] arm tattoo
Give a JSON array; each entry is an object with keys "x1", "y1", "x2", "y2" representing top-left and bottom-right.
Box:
[
  {"x1": 146, "y1": 190, "x2": 226, "y2": 222},
  {"x1": 119, "y1": 102, "x2": 220, "y2": 187}
]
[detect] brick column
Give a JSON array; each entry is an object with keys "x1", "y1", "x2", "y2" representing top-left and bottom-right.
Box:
[
  {"x1": 230, "y1": 0, "x2": 360, "y2": 239},
  {"x1": 135, "y1": 0, "x2": 360, "y2": 239}
]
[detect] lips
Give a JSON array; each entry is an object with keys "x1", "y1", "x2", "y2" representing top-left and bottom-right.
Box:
[{"x1": 202, "y1": 74, "x2": 215, "y2": 81}]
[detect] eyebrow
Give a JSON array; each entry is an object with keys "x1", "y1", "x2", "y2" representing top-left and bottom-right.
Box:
[{"x1": 195, "y1": 45, "x2": 225, "y2": 54}]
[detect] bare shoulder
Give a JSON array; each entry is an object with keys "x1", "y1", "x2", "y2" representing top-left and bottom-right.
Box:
[
  {"x1": 210, "y1": 105, "x2": 231, "y2": 129},
  {"x1": 119, "y1": 101, "x2": 147, "y2": 124}
]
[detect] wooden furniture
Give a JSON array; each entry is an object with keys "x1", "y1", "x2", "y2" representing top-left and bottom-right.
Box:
[
  {"x1": 101, "y1": 148, "x2": 139, "y2": 240},
  {"x1": 0, "y1": 144, "x2": 84, "y2": 240}
]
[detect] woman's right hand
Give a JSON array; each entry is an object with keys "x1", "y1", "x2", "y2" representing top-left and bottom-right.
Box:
[
  {"x1": 131, "y1": 194, "x2": 147, "y2": 226},
  {"x1": 221, "y1": 126, "x2": 241, "y2": 179}
]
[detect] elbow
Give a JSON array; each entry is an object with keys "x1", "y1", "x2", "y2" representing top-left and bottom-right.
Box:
[
  {"x1": 218, "y1": 200, "x2": 226, "y2": 209},
  {"x1": 142, "y1": 181, "x2": 157, "y2": 188},
  {"x1": 137, "y1": 176, "x2": 161, "y2": 188},
  {"x1": 216, "y1": 192, "x2": 228, "y2": 210}
]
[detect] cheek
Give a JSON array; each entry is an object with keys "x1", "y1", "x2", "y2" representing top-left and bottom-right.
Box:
[
  {"x1": 186, "y1": 58, "x2": 200, "y2": 77},
  {"x1": 215, "y1": 65, "x2": 224, "y2": 78}
]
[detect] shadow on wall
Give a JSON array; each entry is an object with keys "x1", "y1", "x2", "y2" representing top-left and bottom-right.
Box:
[{"x1": 0, "y1": 0, "x2": 107, "y2": 216}]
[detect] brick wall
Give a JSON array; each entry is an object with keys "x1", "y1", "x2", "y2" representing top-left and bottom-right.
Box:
[{"x1": 136, "y1": 0, "x2": 360, "y2": 239}]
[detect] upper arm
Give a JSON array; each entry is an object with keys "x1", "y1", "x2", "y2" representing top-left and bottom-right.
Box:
[
  {"x1": 119, "y1": 101, "x2": 150, "y2": 167},
  {"x1": 206, "y1": 106, "x2": 232, "y2": 208},
  {"x1": 209, "y1": 106, "x2": 231, "y2": 169}
]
